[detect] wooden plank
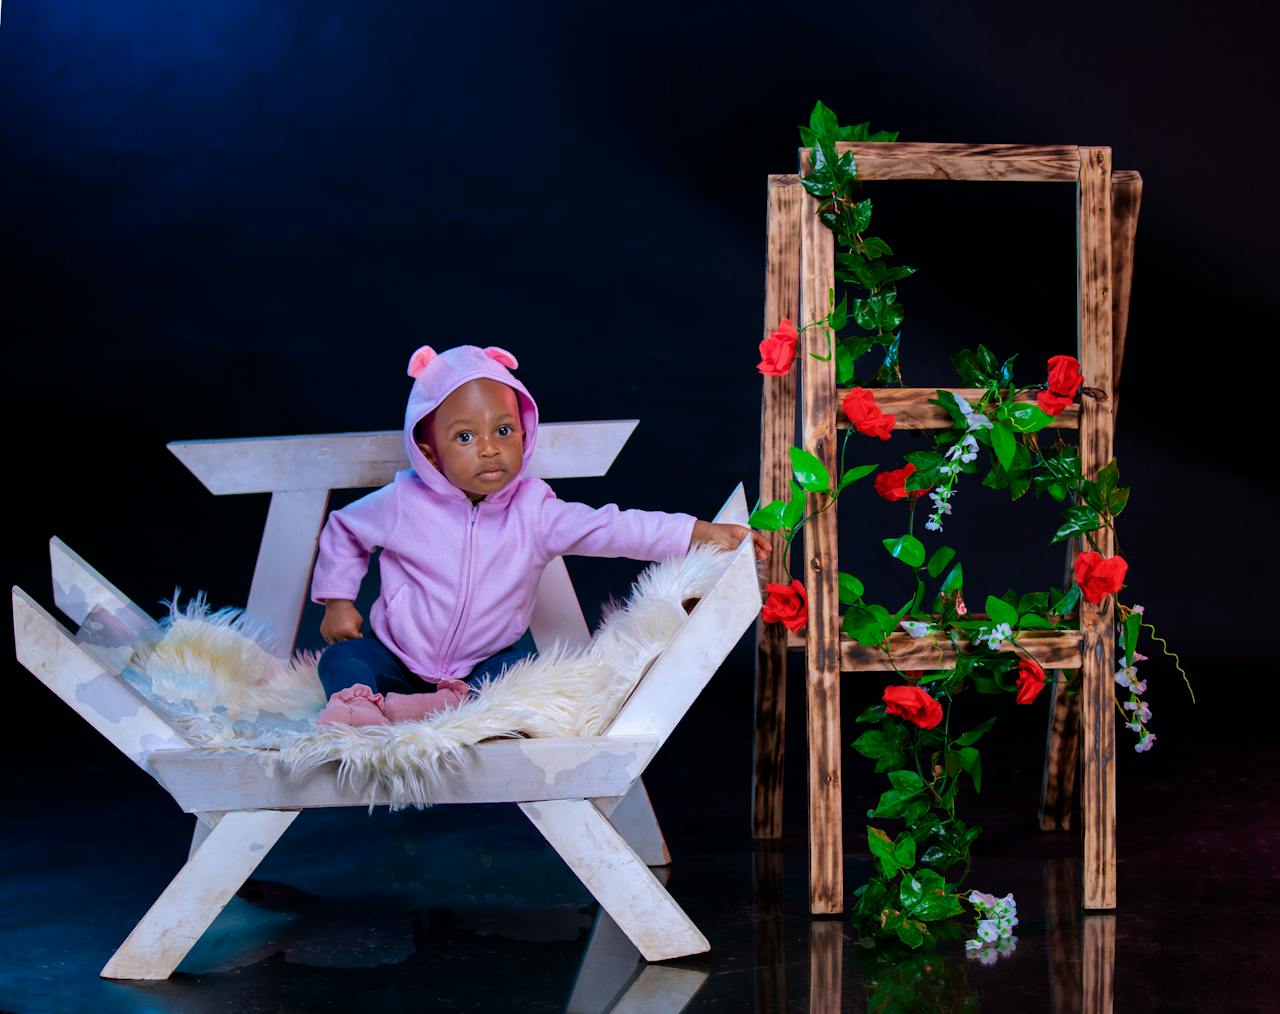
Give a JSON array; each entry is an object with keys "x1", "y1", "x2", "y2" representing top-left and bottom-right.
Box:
[
  {"x1": 1110, "y1": 171, "x2": 1142, "y2": 418},
  {"x1": 244, "y1": 488, "x2": 331, "y2": 657},
  {"x1": 149, "y1": 736, "x2": 659, "y2": 811},
  {"x1": 12, "y1": 588, "x2": 190, "y2": 773},
  {"x1": 595, "y1": 780, "x2": 671, "y2": 867},
  {"x1": 1046, "y1": 858, "x2": 1082, "y2": 1014},
  {"x1": 520, "y1": 798, "x2": 710, "y2": 962},
  {"x1": 753, "y1": 845, "x2": 786, "y2": 1012},
  {"x1": 754, "y1": 173, "x2": 803, "y2": 840},
  {"x1": 100, "y1": 809, "x2": 299, "y2": 979},
  {"x1": 606, "y1": 531, "x2": 760, "y2": 748},
  {"x1": 1077, "y1": 147, "x2": 1117, "y2": 911},
  {"x1": 834, "y1": 388, "x2": 1079, "y2": 430},
  {"x1": 1040, "y1": 542, "x2": 1084, "y2": 831},
  {"x1": 799, "y1": 186, "x2": 843, "y2": 915},
  {"x1": 816, "y1": 142, "x2": 1081, "y2": 182},
  {"x1": 783, "y1": 629, "x2": 1081, "y2": 670},
  {"x1": 529, "y1": 555, "x2": 592, "y2": 651},
  {"x1": 50, "y1": 537, "x2": 158, "y2": 635},
  {"x1": 168, "y1": 420, "x2": 640, "y2": 495}
]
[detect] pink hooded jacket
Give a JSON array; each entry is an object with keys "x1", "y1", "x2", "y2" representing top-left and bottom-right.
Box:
[{"x1": 310, "y1": 344, "x2": 697, "y2": 683}]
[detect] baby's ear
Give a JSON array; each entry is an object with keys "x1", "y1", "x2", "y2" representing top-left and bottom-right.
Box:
[
  {"x1": 407, "y1": 345, "x2": 437, "y2": 378},
  {"x1": 483, "y1": 346, "x2": 518, "y2": 370}
]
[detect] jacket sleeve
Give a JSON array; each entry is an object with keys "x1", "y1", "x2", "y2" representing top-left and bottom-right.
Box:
[
  {"x1": 310, "y1": 482, "x2": 400, "y2": 603},
  {"x1": 538, "y1": 486, "x2": 697, "y2": 563}
]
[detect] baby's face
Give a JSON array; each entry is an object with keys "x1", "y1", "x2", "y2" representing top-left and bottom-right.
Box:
[{"x1": 418, "y1": 378, "x2": 524, "y2": 502}]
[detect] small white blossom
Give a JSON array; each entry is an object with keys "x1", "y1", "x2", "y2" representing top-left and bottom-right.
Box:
[
  {"x1": 1114, "y1": 665, "x2": 1138, "y2": 689},
  {"x1": 924, "y1": 520, "x2": 943, "y2": 532},
  {"x1": 979, "y1": 623, "x2": 1013, "y2": 650},
  {"x1": 1123, "y1": 699, "x2": 1152, "y2": 723},
  {"x1": 976, "y1": 919, "x2": 999, "y2": 943},
  {"x1": 1135, "y1": 731, "x2": 1157, "y2": 753},
  {"x1": 900, "y1": 621, "x2": 935, "y2": 638},
  {"x1": 968, "y1": 891, "x2": 997, "y2": 908}
]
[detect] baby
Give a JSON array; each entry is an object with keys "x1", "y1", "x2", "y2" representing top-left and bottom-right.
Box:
[{"x1": 312, "y1": 343, "x2": 769, "y2": 726}]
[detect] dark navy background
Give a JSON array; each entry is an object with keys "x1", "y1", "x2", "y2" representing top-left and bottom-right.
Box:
[{"x1": 3, "y1": 1, "x2": 1276, "y2": 811}]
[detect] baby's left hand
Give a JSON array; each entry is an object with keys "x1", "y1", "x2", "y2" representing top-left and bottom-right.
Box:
[{"x1": 692, "y1": 520, "x2": 773, "y2": 561}]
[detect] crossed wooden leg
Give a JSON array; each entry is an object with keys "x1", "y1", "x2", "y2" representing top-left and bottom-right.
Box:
[
  {"x1": 520, "y1": 798, "x2": 709, "y2": 963},
  {"x1": 101, "y1": 809, "x2": 299, "y2": 980}
]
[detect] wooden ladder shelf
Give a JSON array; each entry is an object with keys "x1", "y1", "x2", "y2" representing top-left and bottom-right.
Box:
[{"x1": 752, "y1": 143, "x2": 1142, "y2": 915}]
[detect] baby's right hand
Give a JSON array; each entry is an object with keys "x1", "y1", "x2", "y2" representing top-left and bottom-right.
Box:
[{"x1": 321, "y1": 600, "x2": 364, "y2": 644}]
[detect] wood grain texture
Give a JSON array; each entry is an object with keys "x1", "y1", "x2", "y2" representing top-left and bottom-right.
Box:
[
  {"x1": 835, "y1": 387, "x2": 1079, "y2": 430},
  {"x1": 1077, "y1": 147, "x2": 1117, "y2": 911},
  {"x1": 799, "y1": 188, "x2": 843, "y2": 915},
  {"x1": 1046, "y1": 858, "x2": 1083, "y2": 1014},
  {"x1": 816, "y1": 142, "x2": 1081, "y2": 181},
  {"x1": 1109, "y1": 172, "x2": 1142, "y2": 419},
  {"x1": 784, "y1": 629, "x2": 1082, "y2": 670},
  {"x1": 809, "y1": 919, "x2": 844, "y2": 1014},
  {"x1": 753, "y1": 174, "x2": 802, "y2": 839},
  {"x1": 1083, "y1": 915, "x2": 1117, "y2": 1014},
  {"x1": 1040, "y1": 541, "x2": 1085, "y2": 831}
]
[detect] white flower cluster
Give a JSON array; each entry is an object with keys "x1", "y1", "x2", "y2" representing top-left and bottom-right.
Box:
[
  {"x1": 925, "y1": 396, "x2": 991, "y2": 533},
  {"x1": 966, "y1": 890, "x2": 1018, "y2": 954},
  {"x1": 965, "y1": 934, "x2": 1018, "y2": 965},
  {"x1": 975, "y1": 622, "x2": 1013, "y2": 651},
  {"x1": 899, "y1": 620, "x2": 938, "y2": 639},
  {"x1": 1116, "y1": 605, "x2": 1155, "y2": 752}
]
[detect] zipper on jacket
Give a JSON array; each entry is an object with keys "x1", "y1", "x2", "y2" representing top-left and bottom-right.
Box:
[{"x1": 437, "y1": 500, "x2": 480, "y2": 677}]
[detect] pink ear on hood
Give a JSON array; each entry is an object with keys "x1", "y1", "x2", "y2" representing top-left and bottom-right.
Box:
[
  {"x1": 483, "y1": 346, "x2": 519, "y2": 370},
  {"x1": 407, "y1": 346, "x2": 437, "y2": 378}
]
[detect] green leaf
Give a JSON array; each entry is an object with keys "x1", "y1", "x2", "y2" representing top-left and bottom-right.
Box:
[
  {"x1": 991, "y1": 421, "x2": 1017, "y2": 470},
  {"x1": 1006, "y1": 401, "x2": 1055, "y2": 433},
  {"x1": 838, "y1": 464, "x2": 879, "y2": 491},
  {"x1": 748, "y1": 499, "x2": 786, "y2": 531},
  {"x1": 835, "y1": 341, "x2": 855, "y2": 385},
  {"x1": 1124, "y1": 611, "x2": 1141, "y2": 663},
  {"x1": 985, "y1": 595, "x2": 1018, "y2": 627},
  {"x1": 861, "y1": 236, "x2": 894, "y2": 260},
  {"x1": 1052, "y1": 584, "x2": 1081, "y2": 615},
  {"x1": 940, "y1": 562, "x2": 964, "y2": 596},
  {"x1": 843, "y1": 606, "x2": 885, "y2": 647},
  {"x1": 896, "y1": 920, "x2": 925, "y2": 949},
  {"x1": 883, "y1": 534, "x2": 926, "y2": 568},
  {"x1": 809, "y1": 100, "x2": 839, "y2": 139},
  {"x1": 790, "y1": 447, "x2": 831, "y2": 493},
  {"x1": 887, "y1": 769, "x2": 925, "y2": 795},
  {"x1": 871, "y1": 788, "x2": 912, "y2": 818},
  {"x1": 952, "y1": 717, "x2": 997, "y2": 747},
  {"x1": 1051, "y1": 504, "x2": 1103, "y2": 544},
  {"x1": 951, "y1": 349, "x2": 985, "y2": 386},
  {"x1": 957, "y1": 746, "x2": 982, "y2": 792},
  {"x1": 893, "y1": 835, "x2": 917, "y2": 871},
  {"x1": 853, "y1": 730, "x2": 893, "y2": 760},
  {"x1": 855, "y1": 704, "x2": 887, "y2": 724},
  {"x1": 926, "y1": 546, "x2": 956, "y2": 579},
  {"x1": 839, "y1": 571, "x2": 865, "y2": 604},
  {"x1": 868, "y1": 603, "x2": 896, "y2": 635},
  {"x1": 782, "y1": 481, "x2": 806, "y2": 528},
  {"x1": 829, "y1": 294, "x2": 848, "y2": 331},
  {"x1": 851, "y1": 198, "x2": 873, "y2": 233}
]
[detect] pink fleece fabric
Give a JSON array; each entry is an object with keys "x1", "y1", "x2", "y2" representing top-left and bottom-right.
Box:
[{"x1": 310, "y1": 345, "x2": 697, "y2": 683}]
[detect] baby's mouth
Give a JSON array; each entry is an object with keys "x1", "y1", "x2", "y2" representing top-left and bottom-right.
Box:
[{"x1": 476, "y1": 467, "x2": 507, "y2": 480}]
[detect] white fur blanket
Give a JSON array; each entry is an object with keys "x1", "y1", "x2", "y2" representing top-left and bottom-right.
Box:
[{"x1": 121, "y1": 546, "x2": 737, "y2": 807}]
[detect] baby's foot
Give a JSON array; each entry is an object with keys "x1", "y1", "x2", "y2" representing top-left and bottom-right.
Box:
[
  {"x1": 317, "y1": 684, "x2": 391, "y2": 727},
  {"x1": 382, "y1": 679, "x2": 472, "y2": 723}
]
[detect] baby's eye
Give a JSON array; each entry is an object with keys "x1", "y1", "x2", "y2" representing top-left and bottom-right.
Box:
[
  {"x1": 497, "y1": 425, "x2": 513, "y2": 437},
  {"x1": 454, "y1": 432, "x2": 472, "y2": 444}
]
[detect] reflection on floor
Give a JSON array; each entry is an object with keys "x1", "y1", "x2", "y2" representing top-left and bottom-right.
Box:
[{"x1": 2, "y1": 734, "x2": 1276, "y2": 1012}]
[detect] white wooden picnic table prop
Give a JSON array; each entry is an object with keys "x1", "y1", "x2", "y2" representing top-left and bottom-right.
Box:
[{"x1": 12, "y1": 421, "x2": 762, "y2": 979}]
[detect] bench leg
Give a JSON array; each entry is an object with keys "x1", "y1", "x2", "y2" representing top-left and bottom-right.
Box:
[
  {"x1": 597, "y1": 779, "x2": 670, "y2": 867},
  {"x1": 101, "y1": 809, "x2": 299, "y2": 980},
  {"x1": 520, "y1": 798, "x2": 708, "y2": 963}
]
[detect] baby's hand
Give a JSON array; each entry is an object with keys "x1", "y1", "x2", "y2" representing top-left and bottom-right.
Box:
[
  {"x1": 321, "y1": 600, "x2": 364, "y2": 644},
  {"x1": 691, "y1": 520, "x2": 773, "y2": 561}
]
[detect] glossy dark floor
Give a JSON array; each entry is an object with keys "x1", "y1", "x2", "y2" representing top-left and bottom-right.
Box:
[{"x1": 2, "y1": 723, "x2": 1276, "y2": 1012}]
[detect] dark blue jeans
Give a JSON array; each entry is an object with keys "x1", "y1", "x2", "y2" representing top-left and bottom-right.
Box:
[{"x1": 317, "y1": 629, "x2": 538, "y2": 699}]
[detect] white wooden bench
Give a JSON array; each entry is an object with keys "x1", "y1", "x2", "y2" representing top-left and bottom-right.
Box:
[{"x1": 11, "y1": 420, "x2": 761, "y2": 980}]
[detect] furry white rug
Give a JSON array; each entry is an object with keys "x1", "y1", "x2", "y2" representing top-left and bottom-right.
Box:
[{"x1": 123, "y1": 546, "x2": 738, "y2": 807}]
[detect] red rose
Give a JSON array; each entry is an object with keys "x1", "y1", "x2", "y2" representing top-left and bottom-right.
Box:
[
  {"x1": 1015, "y1": 659, "x2": 1048, "y2": 704},
  {"x1": 1038, "y1": 355, "x2": 1083, "y2": 416},
  {"x1": 882, "y1": 684, "x2": 944, "y2": 730},
  {"x1": 842, "y1": 387, "x2": 896, "y2": 440},
  {"x1": 762, "y1": 579, "x2": 807, "y2": 632},
  {"x1": 875, "y1": 462, "x2": 927, "y2": 502},
  {"x1": 1074, "y1": 551, "x2": 1128, "y2": 604},
  {"x1": 757, "y1": 318, "x2": 798, "y2": 376}
]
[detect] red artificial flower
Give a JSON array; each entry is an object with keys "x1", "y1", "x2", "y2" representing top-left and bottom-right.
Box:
[
  {"x1": 882, "y1": 684, "x2": 944, "y2": 730},
  {"x1": 842, "y1": 387, "x2": 897, "y2": 440},
  {"x1": 757, "y1": 318, "x2": 799, "y2": 376},
  {"x1": 762, "y1": 579, "x2": 808, "y2": 632},
  {"x1": 1037, "y1": 355, "x2": 1084, "y2": 417},
  {"x1": 875, "y1": 462, "x2": 927, "y2": 503},
  {"x1": 1074, "y1": 551, "x2": 1128, "y2": 604},
  {"x1": 1015, "y1": 659, "x2": 1048, "y2": 704}
]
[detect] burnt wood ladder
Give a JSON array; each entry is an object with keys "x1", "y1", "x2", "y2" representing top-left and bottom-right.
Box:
[{"x1": 751, "y1": 145, "x2": 1142, "y2": 915}]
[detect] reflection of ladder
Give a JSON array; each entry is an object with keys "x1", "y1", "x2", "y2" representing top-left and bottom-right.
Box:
[{"x1": 751, "y1": 146, "x2": 1142, "y2": 915}]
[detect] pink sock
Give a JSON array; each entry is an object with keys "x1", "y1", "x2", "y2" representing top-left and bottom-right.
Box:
[
  {"x1": 381, "y1": 679, "x2": 471, "y2": 723},
  {"x1": 317, "y1": 684, "x2": 391, "y2": 727}
]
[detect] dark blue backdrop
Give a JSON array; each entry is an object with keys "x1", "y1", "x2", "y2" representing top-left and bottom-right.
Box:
[{"x1": 3, "y1": 1, "x2": 1276, "y2": 778}]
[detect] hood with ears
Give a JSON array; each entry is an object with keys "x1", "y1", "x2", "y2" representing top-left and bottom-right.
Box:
[{"x1": 402, "y1": 344, "x2": 539, "y2": 505}]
